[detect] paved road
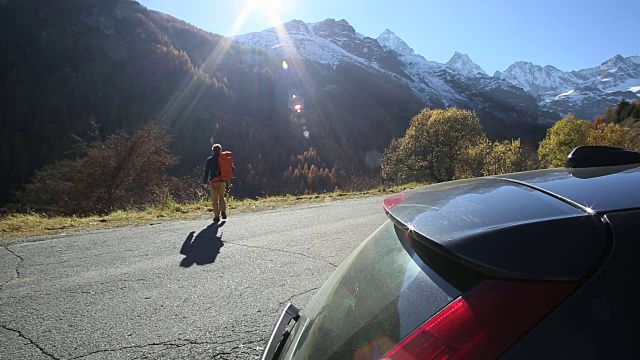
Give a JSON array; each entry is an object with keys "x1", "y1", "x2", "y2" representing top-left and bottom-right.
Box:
[{"x1": 0, "y1": 196, "x2": 388, "y2": 359}]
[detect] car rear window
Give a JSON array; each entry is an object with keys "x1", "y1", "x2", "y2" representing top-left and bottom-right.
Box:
[{"x1": 279, "y1": 221, "x2": 462, "y2": 359}]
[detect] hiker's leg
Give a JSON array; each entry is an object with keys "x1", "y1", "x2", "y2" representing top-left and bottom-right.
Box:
[
  {"x1": 218, "y1": 182, "x2": 227, "y2": 213},
  {"x1": 210, "y1": 181, "x2": 220, "y2": 218},
  {"x1": 214, "y1": 182, "x2": 226, "y2": 214}
]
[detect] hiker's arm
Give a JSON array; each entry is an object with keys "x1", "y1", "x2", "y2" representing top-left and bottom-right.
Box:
[{"x1": 203, "y1": 159, "x2": 210, "y2": 184}]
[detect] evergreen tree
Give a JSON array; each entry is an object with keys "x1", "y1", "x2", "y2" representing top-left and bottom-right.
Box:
[{"x1": 614, "y1": 99, "x2": 631, "y2": 122}]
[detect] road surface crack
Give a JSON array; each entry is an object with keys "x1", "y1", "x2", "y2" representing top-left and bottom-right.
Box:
[
  {"x1": 213, "y1": 339, "x2": 265, "y2": 359},
  {"x1": 1, "y1": 324, "x2": 58, "y2": 359},
  {"x1": 1, "y1": 245, "x2": 24, "y2": 287},
  {"x1": 281, "y1": 287, "x2": 320, "y2": 306},
  {"x1": 73, "y1": 339, "x2": 202, "y2": 359},
  {"x1": 74, "y1": 337, "x2": 263, "y2": 359},
  {"x1": 223, "y1": 241, "x2": 338, "y2": 268}
]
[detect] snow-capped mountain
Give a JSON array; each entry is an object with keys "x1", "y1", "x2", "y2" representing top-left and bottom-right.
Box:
[
  {"x1": 376, "y1": 29, "x2": 421, "y2": 58},
  {"x1": 236, "y1": 19, "x2": 547, "y2": 140},
  {"x1": 493, "y1": 62, "x2": 579, "y2": 95},
  {"x1": 593, "y1": 55, "x2": 640, "y2": 93},
  {"x1": 495, "y1": 56, "x2": 640, "y2": 96},
  {"x1": 234, "y1": 18, "x2": 637, "y2": 140},
  {"x1": 446, "y1": 52, "x2": 486, "y2": 76},
  {"x1": 495, "y1": 55, "x2": 640, "y2": 119},
  {"x1": 235, "y1": 19, "x2": 391, "y2": 70}
]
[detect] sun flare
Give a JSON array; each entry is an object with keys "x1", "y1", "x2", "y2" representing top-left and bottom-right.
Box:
[
  {"x1": 243, "y1": 0, "x2": 292, "y2": 26},
  {"x1": 245, "y1": 0, "x2": 291, "y2": 14}
]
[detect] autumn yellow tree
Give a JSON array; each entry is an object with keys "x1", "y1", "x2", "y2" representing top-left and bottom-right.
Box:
[
  {"x1": 381, "y1": 107, "x2": 487, "y2": 183},
  {"x1": 483, "y1": 139, "x2": 536, "y2": 176},
  {"x1": 538, "y1": 115, "x2": 592, "y2": 168},
  {"x1": 589, "y1": 122, "x2": 631, "y2": 148},
  {"x1": 538, "y1": 114, "x2": 633, "y2": 168}
]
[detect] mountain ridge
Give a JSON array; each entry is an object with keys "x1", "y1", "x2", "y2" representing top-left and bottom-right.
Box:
[
  {"x1": 235, "y1": 18, "x2": 549, "y2": 140},
  {"x1": 235, "y1": 18, "x2": 639, "y2": 124}
]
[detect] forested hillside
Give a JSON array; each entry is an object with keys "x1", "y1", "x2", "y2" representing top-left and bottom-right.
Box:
[{"x1": 0, "y1": 0, "x2": 425, "y2": 207}]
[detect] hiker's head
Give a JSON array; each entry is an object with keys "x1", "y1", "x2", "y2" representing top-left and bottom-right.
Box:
[{"x1": 212, "y1": 144, "x2": 222, "y2": 154}]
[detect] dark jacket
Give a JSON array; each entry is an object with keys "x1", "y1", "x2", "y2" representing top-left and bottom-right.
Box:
[{"x1": 203, "y1": 154, "x2": 220, "y2": 184}]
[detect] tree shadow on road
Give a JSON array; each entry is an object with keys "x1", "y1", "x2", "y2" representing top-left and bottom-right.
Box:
[{"x1": 179, "y1": 222, "x2": 225, "y2": 268}]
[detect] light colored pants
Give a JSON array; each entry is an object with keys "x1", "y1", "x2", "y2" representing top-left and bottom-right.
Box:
[{"x1": 209, "y1": 181, "x2": 227, "y2": 217}]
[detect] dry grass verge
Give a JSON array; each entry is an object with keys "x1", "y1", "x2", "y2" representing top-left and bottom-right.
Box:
[{"x1": 0, "y1": 184, "x2": 422, "y2": 241}]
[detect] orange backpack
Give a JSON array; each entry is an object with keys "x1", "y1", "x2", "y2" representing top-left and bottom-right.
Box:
[{"x1": 214, "y1": 151, "x2": 234, "y2": 184}]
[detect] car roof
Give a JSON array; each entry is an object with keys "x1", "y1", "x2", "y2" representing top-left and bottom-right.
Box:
[{"x1": 385, "y1": 163, "x2": 640, "y2": 281}]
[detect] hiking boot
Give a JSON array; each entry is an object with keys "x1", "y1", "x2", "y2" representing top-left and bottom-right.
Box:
[
  {"x1": 221, "y1": 211, "x2": 227, "y2": 220},
  {"x1": 213, "y1": 216, "x2": 220, "y2": 223}
]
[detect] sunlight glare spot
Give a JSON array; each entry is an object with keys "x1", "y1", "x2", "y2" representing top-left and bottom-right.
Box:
[
  {"x1": 244, "y1": 0, "x2": 291, "y2": 27},
  {"x1": 282, "y1": 60, "x2": 289, "y2": 70}
]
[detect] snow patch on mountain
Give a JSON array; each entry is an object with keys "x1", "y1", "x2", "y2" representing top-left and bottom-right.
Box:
[{"x1": 605, "y1": 78, "x2": 640, "y2": 94}]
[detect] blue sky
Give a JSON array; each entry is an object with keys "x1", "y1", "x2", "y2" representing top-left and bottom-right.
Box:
[{"x1": 136, "y1": 0, "x2": 638, "y2": 75}]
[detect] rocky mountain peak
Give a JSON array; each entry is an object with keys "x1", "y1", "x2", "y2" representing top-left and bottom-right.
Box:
[
  {"x1": 600, "y1": 54, "x2": 634, "y2": 73},
  {"x1": 496, "y1": 61, "x2": 574, "y2": 95},
  {"x1": 282, "y1": 19, "x2": 310, "y2": 33},
  {"x1": 308, "y1": 18, "x2": 388, "y2": 64},
  {"x1": 312, "y1": 18, "x2": 357, "y2": 38},
  {"x1": 377, "y1": 29, "x2": 415, "y2": 57},
  {"x1": 445, "y1": 51, "x2": 486, "y2": 76}
]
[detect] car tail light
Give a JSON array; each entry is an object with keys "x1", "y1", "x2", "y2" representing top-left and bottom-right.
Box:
[
  {"x1": 383, "y1": 193, "x2": 407, "y2": 213},
  {"x1": 382, "y1": 279, "x2": 576, "y2": 360}
]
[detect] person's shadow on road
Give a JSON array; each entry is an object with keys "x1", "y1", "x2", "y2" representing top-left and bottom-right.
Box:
[{"x1": 179, "y1": 222, "x2": 225, "y2": 268}]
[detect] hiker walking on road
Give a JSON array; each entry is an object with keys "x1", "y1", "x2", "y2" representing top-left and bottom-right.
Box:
[{"x1": 203, "y1": 143, "x2": 233, "y2": 222}]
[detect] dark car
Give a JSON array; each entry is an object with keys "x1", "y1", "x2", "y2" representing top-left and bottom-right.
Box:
[{"x1": 261, "y1": 146, "x2": 640, "y2": 360}]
